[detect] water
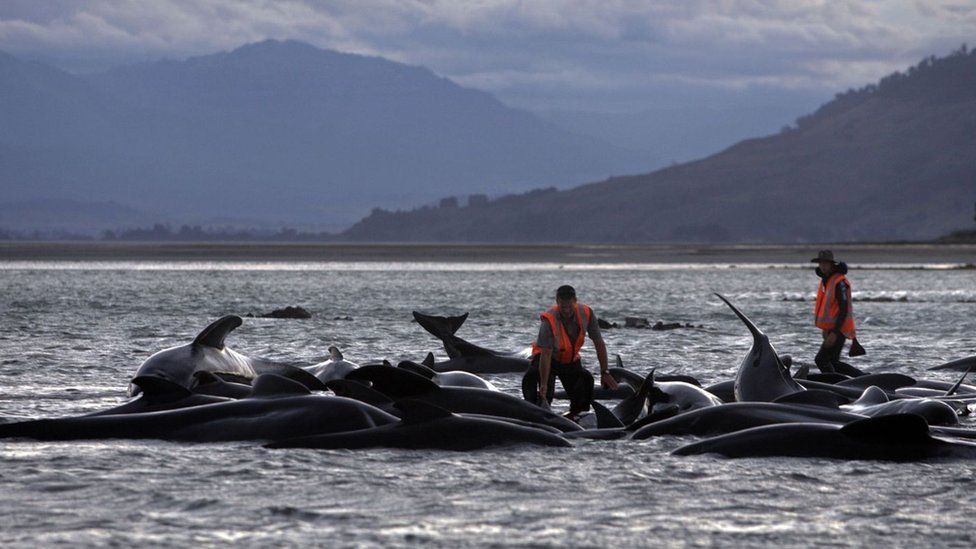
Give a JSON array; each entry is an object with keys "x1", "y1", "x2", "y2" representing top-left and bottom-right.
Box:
[{"x1": 1, "y1": 261, "x2": 974, "y2": 546}]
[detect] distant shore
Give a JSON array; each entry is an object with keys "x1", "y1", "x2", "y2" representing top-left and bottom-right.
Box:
[{"x1": 1, "y1": 241, "x2": 974, "y2": 265}]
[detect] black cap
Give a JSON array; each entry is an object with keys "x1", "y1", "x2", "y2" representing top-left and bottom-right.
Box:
[
  {"x1": 556, "y1": 285, "x2": 576, "y2": 300},
  {"x1": 810, "y1": 250, "x2": 837, "y2": 263}
]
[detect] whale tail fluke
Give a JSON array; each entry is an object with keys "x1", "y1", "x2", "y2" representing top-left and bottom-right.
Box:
[{"x1": 413, "y1": 311, "x2": 469, "y2": 340}]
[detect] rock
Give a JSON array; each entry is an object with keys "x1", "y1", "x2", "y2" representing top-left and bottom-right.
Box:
[
  {"x1": 624, "y1": 317, "x2": 650, "y2": 329},
  {"x1": 259, "y1": 306, "x2": 312, "y2": 319},
  {"x1": 651, "y1": 321, "x2": 684, "y2": 331}
]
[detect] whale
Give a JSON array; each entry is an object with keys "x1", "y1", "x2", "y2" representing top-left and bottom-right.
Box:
[
  {"x1": 645, "y1": 370, "x2": 723, "y2": 413},
  {"x1": 129, "y1": 315, "x2": 326, "y2": 396},
  {"x1": 398, "y1": 358, "x2": 498, "y2": 390},
  {"x1": 928, "y1": 355, "x2": 976, "y2": 372},
  {"x1": 345, "y1": 364, "x2": 582, "y2": 432},
  {"x1": 715, "y1": 294, "x2": 804, "y2": 402},
  {"x1": 834, "y1": 373, "x2": 916, "y2": 392},
  {"x1": 87, "y1": 376, "x2": 232, "y2": 416},
  {"x1": 842, "y1": 386, "x2": 959, "y2": 426},
  {"x1": 266, "y1": 399, "x2": 572, "y2": 451},
  {"x1": 630, "y1": 402, "x2": 865, "y2": 440},
  {"x1": 304, "y1": 346, "x2": 360, "y2": 383},
  {"x1": 611, "y1": 356, "x2": 702, "y2": 387},
  {"x1": 672, "y1": 414, "x2": 976, "y2": 460},
  {"x1": 413, "y1": 311, "x2": 531, "y2": 374},
  {"x1": 1, "y1": 374, "x2": 396, "y2": 443}
]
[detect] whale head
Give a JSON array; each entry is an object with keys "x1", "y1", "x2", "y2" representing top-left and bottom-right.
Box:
[{"x1": 714, "y1": 294, "x2": 804, "y2": 402}]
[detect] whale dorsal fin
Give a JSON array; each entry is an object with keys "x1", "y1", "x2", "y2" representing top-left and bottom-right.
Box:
[
  {"x1": 325, "y1": 379, "x2": 394, "y2": 407},
  {"x1": 397, "y1": 360, "x2": 437, "y2": 379},
  {"x1": 130, "y1": 376, "x2": 193, "y2": 402},
  {"x1": 840, "y1": 413, "x2": 930, "y2": 443},
  {"x1": 616, "y1": 354, "x2": 624, "y2": 368},
  {"x1": 346, "y1": 365, "x2": 440, "y2": 398},
  {"x1": 328, "y1": 346, "x2": 343, "y2": 360},
  {"x1": 395, "y1": 399, "x2": 454, "y2": 423},
  {"x1": 249, "y1": 374, "x2": 311, "y2": 398},
  {"x1": 592, "y1": 401, "x2": 624, "y2": 429},
  {"x1": 853, "y1": 386, "x2": 889, "y2": 406},
  {"x1": 193, "y1": 315, "x2": 242, "y2": 349},
  {"x1": 423, "y1": 352, "x2": 436, "y2": 368}
]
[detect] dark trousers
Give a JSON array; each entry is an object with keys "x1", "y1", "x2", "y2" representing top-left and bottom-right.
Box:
[
  {"x1": 521, "y1": 355, "x2": 594, "y2": 414},
  {"x1": 815, "y1": 333, "x2": 862, "y2": 376}
]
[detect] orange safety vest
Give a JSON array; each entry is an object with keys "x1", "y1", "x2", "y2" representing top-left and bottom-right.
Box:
[
  {"x1": 815, "y1": 273, "x2": 856, "y2": 338},
  {"x1": 531, "y1": 303, "x2": 592, "y2": 363}
]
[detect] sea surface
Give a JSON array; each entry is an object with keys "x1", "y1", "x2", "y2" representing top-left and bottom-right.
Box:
[{"x1": 0, "y1": 259, "x2": 974, "y2": 547}]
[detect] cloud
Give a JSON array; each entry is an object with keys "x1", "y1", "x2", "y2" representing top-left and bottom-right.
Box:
[{"x1": 1, "y1": 0, "x2": 974, "y2": 110}]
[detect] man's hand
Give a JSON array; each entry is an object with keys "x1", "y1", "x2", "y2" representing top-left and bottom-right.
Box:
[
  {"x1": 538, "y1": 394, "x2": 551, "y2": 411},
  {"x1": 600, "y1": 371, "x2": 618, "y2": 390}
]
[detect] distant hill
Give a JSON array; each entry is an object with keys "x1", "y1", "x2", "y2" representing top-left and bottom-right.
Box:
[
  {"x1": 344, "y1": 47, "x2": 976, "y2": 243},
  {"x1": 0, "y1": 41, "x2": 647, "y2": 231}
]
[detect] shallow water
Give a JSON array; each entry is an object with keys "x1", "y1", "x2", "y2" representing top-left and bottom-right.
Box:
[{"x1": 1, "y1": 262, "x2": 974, "y2": 546}]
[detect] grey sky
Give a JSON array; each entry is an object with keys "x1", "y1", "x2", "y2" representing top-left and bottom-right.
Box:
[{"x1": 1, "y1": 0, "x2": 974, "y2": 112}]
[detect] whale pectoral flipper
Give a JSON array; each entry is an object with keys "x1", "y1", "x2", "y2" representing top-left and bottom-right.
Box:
[
  {"x1": 592, "y1": 401, "x2": 625, "y2": 429},
  {"x1": 394, "y1": 399, "x2": 454, "y2": 423},
  {"x1": 192, "y1": 315, "x2": 243, "y2": 349}
]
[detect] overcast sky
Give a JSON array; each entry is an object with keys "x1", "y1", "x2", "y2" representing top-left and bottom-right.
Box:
[{"x1": 1, "y1": 0, "x2": 974, "y2": 113}]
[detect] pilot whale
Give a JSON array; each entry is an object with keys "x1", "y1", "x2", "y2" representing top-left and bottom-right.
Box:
[
  {"x1": 346, "y1": 364, "x2": 582, "y2": 432},
  {"x1": 1, "y1": 375, "x2": 396, "y2": 443},
  {"x1": 305, "y1": 346, "x2": 360, "y2": 383},
  {"x1": 267, "y1": 399, "x2": 572, "y2": 451},
  {"x1": 715, "y1": 294, "x2": 804, "y2": 402},
  {"x1": 129, "y1": 315, "x2": 325, "y2": 396},
  {"x1": 413, "y1": 311, "x2": 531, "y2": 374},
  {"x1": 672, "y1": 414, "x2": 976, "y2": 460}
]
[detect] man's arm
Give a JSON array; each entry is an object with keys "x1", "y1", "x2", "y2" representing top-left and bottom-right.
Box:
[
  {"x1": 538, "y1": 347, "x2": 552, "y2": 403},
  {"x1": 833, "y1": 281, "x2": 849, "y2": 334},
  {"x1": 592, "y1": 337, "x2": 617, "y2": 389},
  {"x1": 586, "y1": 309, "x2": 617, "y2": 389}
]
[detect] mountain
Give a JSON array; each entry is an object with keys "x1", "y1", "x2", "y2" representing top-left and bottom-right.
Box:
[
  {"x1": 0, "y1": 40, "x2": 648, "y2": 231},
  {"x1": 343, "y1": 47, "x2": 976, "y2": 243}
]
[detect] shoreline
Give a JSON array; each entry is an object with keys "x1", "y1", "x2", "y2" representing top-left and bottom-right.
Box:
[{"x1": 1, "y1": 241, "x2": 974, "y2": 265}]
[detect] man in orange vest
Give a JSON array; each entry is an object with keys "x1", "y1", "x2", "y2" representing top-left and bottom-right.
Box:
[
  {"x1": 812, "y1": 250, "x2": 864, "y2": 375},
  {"x1": 522, "y1": 285, "x2": 618, "y2": 420}
]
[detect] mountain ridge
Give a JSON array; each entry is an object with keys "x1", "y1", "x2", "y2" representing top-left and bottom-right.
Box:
[
  {"x1": 342, "y1": 46, "x2": 976, "y2": 243},
  {"x1": 0, "y1": 40, "x2": 648, "y2": 231}
]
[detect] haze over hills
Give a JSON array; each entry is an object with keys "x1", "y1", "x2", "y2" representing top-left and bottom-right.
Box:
[
  {"x1": 0, "y1": 40, "x2": 648, "y2": 233},
  {"x1": 345, "y1": 47, "x2": 976, "y2": 243}
]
